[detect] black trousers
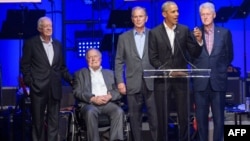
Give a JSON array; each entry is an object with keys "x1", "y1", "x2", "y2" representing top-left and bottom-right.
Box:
[
  {"x1": 31, "y1": 87, "x2": 60, "y2": 141},
  {"x1": 154, "y1": 78, "x2": 188, "y2": 141}
]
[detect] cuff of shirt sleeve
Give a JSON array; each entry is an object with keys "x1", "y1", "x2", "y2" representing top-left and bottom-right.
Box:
[{"x1": 198, "y1": 40, "x2": 203, "y2": 46}]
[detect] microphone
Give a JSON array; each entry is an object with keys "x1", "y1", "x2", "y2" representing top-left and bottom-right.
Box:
[
  {"x1": 158, "y1": 61, "x2": 169, "y2": 70},
  {"x1": 0, "y1": 64, "x2": 2, "y2": 110},
  {"x1": 174, "y1": 30, "x2": 198, "y2": 69},
  {"x1": 110, "y1": 24, "x2": 116, "y2": 70},
  {"x1": 157, "y1": 61, "x2": 170, "y2": 77}
]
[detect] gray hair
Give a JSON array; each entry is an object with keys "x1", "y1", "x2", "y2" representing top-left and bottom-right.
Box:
[
  {"x1": 37, "y1": 16, "x2": 52, "y2": 29},
  {"x1": 161, "y1": 1, "x2": 177, "y2": 12},
  {"x1": 131, "y1": 6, "x2": 147, "y2": 17},
  {"x1": 85, "y1": 48, "x2": 102, "y2": 59},
  {"x1": 199, "y1": 2, "x2": 215, "y2": 13}
]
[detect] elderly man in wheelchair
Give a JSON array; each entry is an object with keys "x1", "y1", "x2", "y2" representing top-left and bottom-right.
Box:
[{"x1": 73, "y1": 48, "x2": 125, "y2": 141}]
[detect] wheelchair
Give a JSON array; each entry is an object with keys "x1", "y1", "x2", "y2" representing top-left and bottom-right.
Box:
[{"x1": 66, "y1": 103, "x2": 130, "y2": 141}]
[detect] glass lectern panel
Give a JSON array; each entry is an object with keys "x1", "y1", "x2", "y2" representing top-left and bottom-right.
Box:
[
  {"x1": 143, "y1": 69, "x2": 211, "y2": 78},
  {"x1": 143, "y1": 68, "x2": 211, "y2": 141}
]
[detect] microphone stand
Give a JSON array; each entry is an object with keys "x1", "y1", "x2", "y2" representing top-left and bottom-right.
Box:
[
  {"x1": 18, "y1": 5, "x2": 27, "y2": 141},
  {"x1": 174, "y1": 30, "x2": 197, "y2": 141},
  {"x1": 0, "y1": 64, "x2": 2, "y2": 110},
  {"x1": 110, "y1": 24, "x2": 116, "y2": 70},
  {"x1": 48, "y1": 0, "x2": 55, "y2": 38},
  {"x1": 18, "y1": 3, "x2": 25, "y2": 79},
  {"x1": 174, "y1": 31, "x2": 198, "y2": 69}
]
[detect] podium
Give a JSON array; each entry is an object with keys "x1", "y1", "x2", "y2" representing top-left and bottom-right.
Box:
[{"x1": 144, "y1": 69, "x2": 211, "y2": 141}]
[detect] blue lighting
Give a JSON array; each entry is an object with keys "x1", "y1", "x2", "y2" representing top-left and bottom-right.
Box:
[{"x1": 76, "y1": 39, "x2": 100, "y2": 57}]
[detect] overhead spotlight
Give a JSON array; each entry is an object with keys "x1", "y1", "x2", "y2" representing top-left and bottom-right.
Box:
[{"x1": 76, "y1": 39, "x2": 100, "y2": 57}]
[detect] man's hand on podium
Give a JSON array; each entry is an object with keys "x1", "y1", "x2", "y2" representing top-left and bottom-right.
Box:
[{"x1": 169, "y1": 71, "x2": 188, "y2": 77}]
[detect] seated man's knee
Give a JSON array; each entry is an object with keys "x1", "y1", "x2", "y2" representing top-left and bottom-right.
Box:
[
  {"x1": 115, "y1": 107, "x2": 124, "y2": 118},
  {"x1": 83, "y1": 108, "x2": 98, "y2": 119}
]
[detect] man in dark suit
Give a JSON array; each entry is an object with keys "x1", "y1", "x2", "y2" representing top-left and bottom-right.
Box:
[
  {"x1": 115, "y1": 6, "x2": 158, "y2": 141},
  {"x1": 192, "y1": 2, "x2": 233, "y2": 141},
  {"x1": 73, "y1": 48, "x2": 124, "y2": 141},
  {"x1": 20, "y1": 16, "x2": 73, "y2": 141},
  {"x1": 148, "y1": 1, "x2": 202, "y2": 141}
]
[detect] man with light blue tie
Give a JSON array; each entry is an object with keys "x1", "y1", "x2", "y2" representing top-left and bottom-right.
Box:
[{"x1": 114, "y1": 6, "x2": 158, "y2": 141}]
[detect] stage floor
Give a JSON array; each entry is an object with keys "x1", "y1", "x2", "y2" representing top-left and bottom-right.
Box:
[{"x1": 1, "y1": 107, "x2": 249, "y2": 141}]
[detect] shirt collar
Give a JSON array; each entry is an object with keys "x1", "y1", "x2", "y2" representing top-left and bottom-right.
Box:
[
  {"x1": 163, "y1": 21, "x2": 176, "y2": 31},
  {"x1": 133, "y1": 28, "x2": 146, "y2": 35},
  {"x1": 204, "y1": 24, "x2": 214, "y2": 33},
  {"x1": 40, "y1": 36, "x2": 53, "y2": 43},
  {"x1": 89, "y1": 66, "x2": 102, "y2": 73}
]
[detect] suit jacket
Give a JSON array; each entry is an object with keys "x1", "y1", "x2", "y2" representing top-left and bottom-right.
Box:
[
  {"x1": 73, "y1": 68, "x2": 121, "y2": 108},
  {"x1": 21, "y1": 35, "x2": 73, "y2": 100},
  {"x1": 115, "y1": 28, "x2": 155, "y2": 95},
  {"x1": 148, "y1": 23, "x2": 202, "y2": 70},
  {"x1": 192, "y1": 26, "x2": 233, "y2": 91}
]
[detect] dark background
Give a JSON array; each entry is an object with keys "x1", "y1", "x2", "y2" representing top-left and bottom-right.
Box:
[
  {"x1": 0, "y1": 0, "x2": 249, "y2": 115},
  {"x1": 0, "y1": 0, "x2": 249, "y2": 87}
]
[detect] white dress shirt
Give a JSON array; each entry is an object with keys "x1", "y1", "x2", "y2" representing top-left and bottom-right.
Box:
[
  {"x1": 163, "y1": 22, "x2": 176, "y2": 54},
  {"x1": 134, "y1": 29, "x2": 146, "y2": 58},
  {"x1": 89, "y1": 66, "x2": 108, "y2": 96},
  {"x1": 41, "y1": 37, "x2": 54, "y2": 65}
]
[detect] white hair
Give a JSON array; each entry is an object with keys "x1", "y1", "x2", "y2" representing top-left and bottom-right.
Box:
[
  {"x1": 37, "y1": 16, "x2": 52, "y2": 29},
  {"x1": 199, "y1": 2, "x2": 215, "y2": 13},
  {"x1": 85, "y1": 48, "x2": 102, "y2": 59}
]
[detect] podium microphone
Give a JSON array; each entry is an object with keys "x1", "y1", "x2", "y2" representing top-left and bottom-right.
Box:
[
  {"x1": 157, "y1": 61, "x2": 170, "y2": 77},
  {"x1": 110, "y1": 24, "x2": 116, "y2": 70},
  {"x1": 0, "y1": 64, "x2": 2, "y2": 110},
  {"x1": 158, "y1": 61, "x2": 169, "y2": 70},
  {"x1": 174, "y1": 30, "x2": 198, "y2": 69}
]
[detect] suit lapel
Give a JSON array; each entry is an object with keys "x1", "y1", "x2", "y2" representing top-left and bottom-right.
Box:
[
  {"x1": 102, "y1": 70, "x2": 110, "y2": 91},
  {"x1": 201, "y1": 27, "x2": 210, "y2": 56},
  {"x1": 84, "y1": 69, "x2": 92, "y2": 92},
  {"x1": 160, "y1": 24, "x2": 172, "y2": 52},
  {"x1": 173, "y1": 25, "x2": 180, "y2": 56},
  {"x1": 36, "y1": 36, "x2": 51, "y2": 65},
  {"x1": 52, "y1": 41, "x2": 57, "y2": 65},
  {"x1": 128, "y1": 30, "x2": 141, "y2": 59},
  {"x1": 211, "y1": 27, "x2": 220, "y2": 55},
  {"x1": 141, "y1": 28, "x2": 149, "y2": 59}
]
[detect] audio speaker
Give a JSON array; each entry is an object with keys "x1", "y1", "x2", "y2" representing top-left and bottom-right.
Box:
[
  {"x1": 60, "y1": 86, "x2": 74, "y2": 108},
  {"x1": 1, "y1": 87, "x2": 17, "y2": 108},
  {"x1": 226, "y1": 77, "x2": 243, "y2": 105},
  {"x1": 245, "y1": 78, "x2": 250, "y2": 97}
]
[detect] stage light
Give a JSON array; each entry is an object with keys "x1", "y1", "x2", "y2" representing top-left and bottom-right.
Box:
[{"x1": 76, "y1": 39, "x2": 100, "y2": 57}]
